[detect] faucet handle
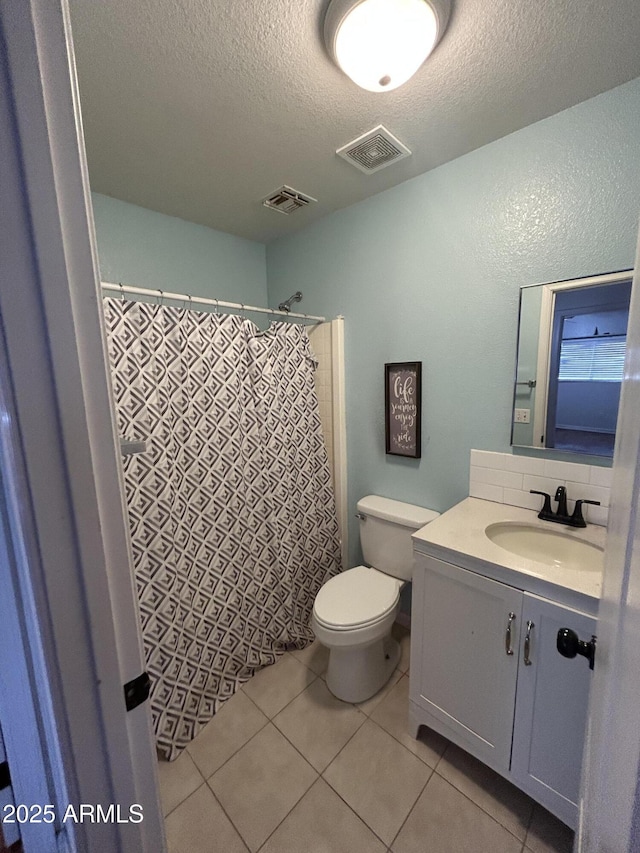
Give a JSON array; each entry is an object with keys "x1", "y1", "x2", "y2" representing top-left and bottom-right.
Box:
[
  {"x1": 530, "y1": 490, "x2": 554, "y2": 520},
  {"x1": 570, "y1": 499, "x2": 601, "y2": 528},
  {"x1": 553, "y1": 485, "x2": 569, "y2": 519}
]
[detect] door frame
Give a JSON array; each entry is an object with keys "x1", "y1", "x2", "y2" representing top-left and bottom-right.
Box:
[
  {"x1": 532, "y1": 270, "x2": 632, "y2": 449},
  {"x1": 578, "y1": 232, "x2": 640, "y2": 850},
  {"x1": 0, "y1": 2, "x2": 164, "y2": 850}
]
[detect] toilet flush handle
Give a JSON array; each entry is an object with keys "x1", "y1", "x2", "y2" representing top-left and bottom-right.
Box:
[{"x1": 355, "y1": 512, "x2": 367, "y2": 521}]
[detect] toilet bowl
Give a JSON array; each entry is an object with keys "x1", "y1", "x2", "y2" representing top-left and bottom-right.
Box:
[
  {"x1": 312, "y1": 495, "x2": 438, "y2": 703},
  {"x1": 312, "y1": 565, "x2": 402, "y2": 703}
]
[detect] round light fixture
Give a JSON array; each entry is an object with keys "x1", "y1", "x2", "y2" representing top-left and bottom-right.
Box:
[{"x1": 324, "y1": 0, "x2": 450, "y2": 93}]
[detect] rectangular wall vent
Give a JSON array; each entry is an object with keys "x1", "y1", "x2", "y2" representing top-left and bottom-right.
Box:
[
  {"x1": 337, "y1": 125, "x2": 411, "y2": 174},
  {"x1": 262, "y1": 185, "x2": 317, "y2": 215}
]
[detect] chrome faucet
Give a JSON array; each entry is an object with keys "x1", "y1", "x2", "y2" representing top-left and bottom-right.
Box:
[{"x1": 530, "y1": 486, "x2": 600, "y2": 528}]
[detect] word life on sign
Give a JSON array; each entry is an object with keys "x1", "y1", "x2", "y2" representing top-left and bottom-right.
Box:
[{"x1": 385, "y1": 362, "x2": 422, "y2": 459}]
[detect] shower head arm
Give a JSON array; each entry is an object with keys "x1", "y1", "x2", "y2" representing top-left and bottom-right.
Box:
[{"x1": 278, "y1": 291, "x2": 303, "y2": 313}]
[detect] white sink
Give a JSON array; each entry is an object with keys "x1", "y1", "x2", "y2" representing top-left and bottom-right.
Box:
[{"x1": 485, "y1": 522, "x2": 604, "y2": 572}]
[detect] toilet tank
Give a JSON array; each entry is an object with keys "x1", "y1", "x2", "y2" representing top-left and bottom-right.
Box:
[{"x1": 357, "y1": 495, "x2": 439, "y2": 581}]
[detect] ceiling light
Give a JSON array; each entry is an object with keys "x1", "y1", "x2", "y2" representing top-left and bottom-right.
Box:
[{"x1": 324, "y1": 0, "x2": 450, "y2": 93}]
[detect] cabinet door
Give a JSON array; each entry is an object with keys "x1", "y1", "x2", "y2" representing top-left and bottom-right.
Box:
[
  {"x1": 411, "y1": 556, "x2": 522, "y2": 772},
  {"x1": 511, "y1": 593, "x2": 595, "y2": 829}
]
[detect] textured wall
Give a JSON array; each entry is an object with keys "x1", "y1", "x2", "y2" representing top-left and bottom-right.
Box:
[
  {"x1": 267, "y1": 77, "x2": 640, "y2": 565},
  {"x1": 92, "y1": 193, "x2": 267, "y2": 304}
]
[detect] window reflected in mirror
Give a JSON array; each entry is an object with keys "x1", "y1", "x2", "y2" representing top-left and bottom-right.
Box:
[{"x1": 512, "y1": 271, "x2": 633, "y2": 458}]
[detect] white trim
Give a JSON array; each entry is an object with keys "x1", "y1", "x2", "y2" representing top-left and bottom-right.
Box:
[
  {"x1": 530, "y1": 270, "x2": 633, "y2": 449},
  {"x1": 0, "y1": 327, "x2": 77, "y2": 853},
  {"x1": 578, "y1": 241, "x2": 640, "y2": 848},
  {"x1": 521, "y1": 269, "x2": 633, "y2": 294},
  {"x1": 331, "y1": 317, "x2": 349, "y2": 568},
  {"x1": 532, "y1": 284, "x2": 554, "y2": 447},
  {"x1": 0, "y1": 2, "x2": 164, "y2": 850},
  {"x1": 0, "y1": 10, "x2": 72, "y2": 850},
  {"x1": 0, "y1": 415, "x2": 54, "y2": 846}
]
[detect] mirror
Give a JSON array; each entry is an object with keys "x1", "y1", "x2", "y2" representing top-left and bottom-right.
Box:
[{"x1": 512, "y1": 270, "x2": 633, "y2": 457}]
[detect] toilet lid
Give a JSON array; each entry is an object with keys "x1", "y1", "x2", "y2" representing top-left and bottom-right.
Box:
[{"x1": 314, "y1": 566, "x2": 401, "y2": 630}]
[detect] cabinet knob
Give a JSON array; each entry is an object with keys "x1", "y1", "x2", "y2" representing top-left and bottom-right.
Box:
[{"x1": 557, "y1": 628, "x2": 596, "y2": 671}]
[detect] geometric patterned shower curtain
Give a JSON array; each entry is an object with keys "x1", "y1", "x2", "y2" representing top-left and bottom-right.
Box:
[{"x1": 103, "y1": 297, "x2": 342, "y2": 760}]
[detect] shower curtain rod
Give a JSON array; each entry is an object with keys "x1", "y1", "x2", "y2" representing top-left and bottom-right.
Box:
[{"x1": 101, "y1": 281, "x2": 326, "y2": 323}]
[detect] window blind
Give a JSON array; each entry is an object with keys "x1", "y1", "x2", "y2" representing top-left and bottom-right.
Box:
[{"x1": 558, "y1": 336, "x2": 626, "y2": 382}]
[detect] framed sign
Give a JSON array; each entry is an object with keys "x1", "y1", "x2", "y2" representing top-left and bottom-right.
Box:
[{"x1": 385, "y1": 362, "x2": 422, "y2": 458}]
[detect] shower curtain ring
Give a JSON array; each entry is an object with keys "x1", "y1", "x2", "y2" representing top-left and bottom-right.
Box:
[
  {"x1": 215, "y1": 298, "x2": 219, "y2": 314},
  {"x1": 119, "y1": 282, "x2": 125, "y2": 300},
  {"x1": 157, "y1": 289, "x2": 164, "y2": 306}
]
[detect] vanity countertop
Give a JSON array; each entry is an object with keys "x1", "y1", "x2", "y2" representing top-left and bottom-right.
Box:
[{"x1": 412, "y1": 497, "x2": 606, "y2": 615}]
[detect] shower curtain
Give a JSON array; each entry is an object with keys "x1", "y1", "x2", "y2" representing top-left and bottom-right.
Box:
[{"x1": 103, "y1": 297, "x2": 341, "y2": 759}]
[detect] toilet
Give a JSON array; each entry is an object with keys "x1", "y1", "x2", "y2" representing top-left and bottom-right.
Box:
[{"x1": 312, "y1": 495, "x2": 439, "y2": 703}]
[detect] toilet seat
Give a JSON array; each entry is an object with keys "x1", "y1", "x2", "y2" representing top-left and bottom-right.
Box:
[{"x1": 313, "y1": 566, "x2": 401, "y2": 631}]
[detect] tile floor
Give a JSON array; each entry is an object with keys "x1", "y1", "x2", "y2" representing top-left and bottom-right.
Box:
[{"x1": 159, "y1": 625, "x2": 575, "y2": 853}]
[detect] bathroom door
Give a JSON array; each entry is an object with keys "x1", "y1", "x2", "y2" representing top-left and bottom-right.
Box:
[
  {"x1": 579, "y1": 230, "x2": 640, "y2": 850},
  {"x1": 0, "y1": 2, "x2": 165, "y2": 851}
]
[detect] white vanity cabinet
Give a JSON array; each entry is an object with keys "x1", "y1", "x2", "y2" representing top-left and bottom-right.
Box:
[
  {"x1": 409, "y1": 557, "x2": 523, "y2": 772},
  {"x1": 510, "y1": 592, "x2": 594, "y2": 822},
  {"x1": 409, "y1": 554, "x2": 595, "y2": 829}
]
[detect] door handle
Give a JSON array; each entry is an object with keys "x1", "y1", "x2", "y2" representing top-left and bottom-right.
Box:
[
  {"x1": 505, "y1": 612, "x2": 516, "y2": 656},
  {"x1": 557, "y1": 628, "x2": 596, "y2": 670}
]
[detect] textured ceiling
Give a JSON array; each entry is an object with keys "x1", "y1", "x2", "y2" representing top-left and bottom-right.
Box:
[{"x1": 69, "y1": 0, "x2": 640, "y2": 244}]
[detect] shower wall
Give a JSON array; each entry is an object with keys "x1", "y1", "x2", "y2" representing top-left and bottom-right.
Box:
[
  {"x1": 308, "y1": 323, "x2": 334, "y2": 470},
  {"x1": 308, "y1": 319, "x2": 348, "y2": 567}
]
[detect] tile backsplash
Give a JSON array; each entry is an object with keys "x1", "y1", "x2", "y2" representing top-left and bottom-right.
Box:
[{"x1": 469, "y1": 450, "x2": 611, "y2": 527}]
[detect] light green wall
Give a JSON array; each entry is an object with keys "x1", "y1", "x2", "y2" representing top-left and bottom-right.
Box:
[
  {"x1": 91, "y1": 193, "x2": 267, "y2": 304},
  {"x1": 88, "y1": 80, "x2": 640, "y2": 569},
  {"x1": 267, "y1": 77, "x2": 640, "y2": 563}
]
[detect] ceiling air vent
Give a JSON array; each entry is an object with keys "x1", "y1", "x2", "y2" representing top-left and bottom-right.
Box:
[
  {"x1": 262, "y1": 185, "x2": 317, "y2": 215},
  {"x1": 336, "y1": 125, "x2": 411, "y2": 174}
]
